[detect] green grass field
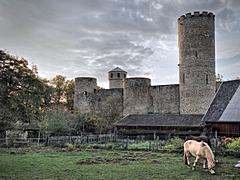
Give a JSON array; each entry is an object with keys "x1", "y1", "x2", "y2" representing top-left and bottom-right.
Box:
[{"x1": 0, "y1": 147, "x2": 239, "y2": 180}]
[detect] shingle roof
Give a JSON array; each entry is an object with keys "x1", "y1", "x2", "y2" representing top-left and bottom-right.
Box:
[
  {"x1": 109, "y1": 67, "x2": 127, "y2": 73},
  {"x1": 202, "y1": 80, "x2": 240, "y2": 123},
  {"x1": 115, "y1": 114, "x2": 203, "y2": 127}
]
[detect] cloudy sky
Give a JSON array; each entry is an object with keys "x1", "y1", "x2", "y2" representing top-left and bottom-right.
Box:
[{"x1": 0, "y1": 0, "x2": 239, "y2": 88}]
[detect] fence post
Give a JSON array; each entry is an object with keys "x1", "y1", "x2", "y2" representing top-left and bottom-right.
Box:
[
  {"x1": 126, "y1": 136, "x2": 129, "y2": 150},
  {"x1": 214, "y1": 130, "x2": 218, "y2": 151},
  {"x1": 156, "y1": 136, "x2": 159, "y2": 151},
  {"x1": 37, "y1": 131, "x2": 40, "y2": 146}
]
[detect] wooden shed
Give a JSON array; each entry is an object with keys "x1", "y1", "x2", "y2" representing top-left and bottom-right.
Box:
[
  {"x1": 114, "y1": 114, "x2": 203, "y2": 137},
  {"x1": 202, "y1": 80, "x2": 240, "y2": 137}
]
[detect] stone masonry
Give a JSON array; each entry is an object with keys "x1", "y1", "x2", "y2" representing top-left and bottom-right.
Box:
[
  {"x1": 178, "y1": 12, "x2": 216, "y2": 114},
  {"x1": 74, "y1": 11, "x2": 216, "y2": 117}
]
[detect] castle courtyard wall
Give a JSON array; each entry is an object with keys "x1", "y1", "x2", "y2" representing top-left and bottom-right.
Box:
[{"x1": 150, "y1": 84, "x2": 180, "y2": 114}]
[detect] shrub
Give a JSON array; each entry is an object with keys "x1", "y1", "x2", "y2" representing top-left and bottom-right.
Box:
[
  {"x1": 226, "y1": 137, "x2": 240, "y2": 151},
  {"x1": 166, "y1": 137, "x2": 184, "y2": 150},
  {"x1": 65, "y1": 143, "x2": 76, "y2": 151}
]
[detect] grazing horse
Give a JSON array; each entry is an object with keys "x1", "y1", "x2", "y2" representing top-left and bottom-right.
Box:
[
  {"x1": 184, "y1": 140, "x2": 216, "y2": 174},
  {"x1": 185, "y1": 135, "x2": 211, "y2": 147}
]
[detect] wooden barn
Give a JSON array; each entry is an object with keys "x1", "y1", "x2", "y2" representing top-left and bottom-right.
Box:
[
  {"x1": 114, "y1": 114, "x2": 203, "y2": 137},
  {"x1": 202, "y1": 80, "x2": 240, "y2": 137}
]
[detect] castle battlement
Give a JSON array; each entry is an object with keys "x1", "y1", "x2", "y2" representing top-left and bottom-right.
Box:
[
  {"x1": 178, "y1": 11, "x2": 214, "y2": 21},
  {"x1": 74, "y1": 11, "x2": 216, "y2": 117}
]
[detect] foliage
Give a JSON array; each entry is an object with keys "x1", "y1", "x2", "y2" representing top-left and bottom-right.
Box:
[
  {"x1": 226, "y1": 137, "x2": 240, "y2": 151},
  {"x1": 42, "y1": 107, "x2": 74, "y2": 135},
  {"x1": 0, "y1": 50, "x2": 53, "y2": 130},
  {"x1": 166, "y1": 137, "x2": 184, "y2": 150},
  {"x1": 50, "y1": 75, "x2": 66, "y2": 104},
  {"x1": 73, "y1": 112, "x2": 110, "y2": 134},
  {"x1": 128, "y1": 142, "x2": 149, "y2": 150},
  {"x1": 49, "y1": 75, "x2": 75, "y2": 110},
  {"x1": 65, "y1": 143, "x2": 76, "y2": 151},
  {"x1": 64, "y1": 80, "x2": 75, "y2": 111}
]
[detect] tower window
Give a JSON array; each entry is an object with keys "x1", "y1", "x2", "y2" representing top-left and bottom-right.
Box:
[
  {"x1": 124, "y1": 74, "x2": 126, "y2": 78},
  {"x1": 182, "y1": 73, "x2": 185, "y2": 84},
  {"x1": 206, "y1": 74, "x2": 209, "y2": 84},
  {"x1": 117, "y1": 73, "x2": 120, "y2": 78},
  {"x1": 110, "y1": 73, "x2": 113, "y2": 78},
  {"x1": 195, "y1": 51, "x2": 198, "y2": 57}
]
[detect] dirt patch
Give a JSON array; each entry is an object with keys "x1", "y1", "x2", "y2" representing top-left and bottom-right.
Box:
[{"x1": 76, "y1": 151, "x2": 160, "y2": 165}]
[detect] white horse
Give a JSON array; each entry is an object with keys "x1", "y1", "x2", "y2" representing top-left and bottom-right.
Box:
[{"x1": 183, "y1": 140, "x2": 216, "y2": 174}]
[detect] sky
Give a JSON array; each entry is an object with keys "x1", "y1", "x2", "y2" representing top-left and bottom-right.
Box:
[{"x1": 0, "y1": 0, "x2": 239, "y2": 88}]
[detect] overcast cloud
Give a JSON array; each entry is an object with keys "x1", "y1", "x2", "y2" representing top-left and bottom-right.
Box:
[{"x1": 0, "y1": 0, "x2": 239, "y2": 88}]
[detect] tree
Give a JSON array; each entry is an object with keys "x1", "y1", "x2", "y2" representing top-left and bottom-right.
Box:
[
  {"x1": 0, "y1": 50, "x2": 53, "y2": 130},
  {"x1": 50, "y1": 75, "x2": 75, "y2": 111},
  {"x1": 64, "y1": 79, "x2": 75, "y2": 111},
  {"x1": 42, "y1": 107, "x2": 73, "y2": 135},
  {"x1": 50, "y1": 75, "x2": 66, "y2": 104}
]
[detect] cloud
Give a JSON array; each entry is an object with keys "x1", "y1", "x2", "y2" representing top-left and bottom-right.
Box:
[{"x1": 0, "y1": 0, "x2": 239, "y2": 88}]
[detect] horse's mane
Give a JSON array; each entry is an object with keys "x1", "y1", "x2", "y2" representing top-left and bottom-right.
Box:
[{"x1": 203, "y1": 142, "x2": 215, "y2": 161}]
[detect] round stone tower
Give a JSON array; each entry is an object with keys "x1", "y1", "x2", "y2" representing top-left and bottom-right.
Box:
[
  {"x1": 123, "y1": 78, "x2": 152, "y2": 116},
  {"x1": 74, "y1": 77, "x2": 97, "y2": 113},
  {"x1": 108, "y1": 67, "x2": 127, "y2": 89},
  {"x1": 178, "y1": 11, "x2": 216, "y2": 114}
]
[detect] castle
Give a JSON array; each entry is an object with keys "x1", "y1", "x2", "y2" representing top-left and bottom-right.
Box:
[{"x1": 74, "y1": 11, "x2": 216, "y2": 118}]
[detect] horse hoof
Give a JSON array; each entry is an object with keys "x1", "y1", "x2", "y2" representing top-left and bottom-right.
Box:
[{"x1": 210, "y1": 170, "x2": 215, "y2": 174}]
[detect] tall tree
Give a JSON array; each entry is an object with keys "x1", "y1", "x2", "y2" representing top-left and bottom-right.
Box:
[
  {"x1": 50, "y1": 75, "x2": 66, "y2": 104},
  {"x1": 0, "y1": 50, "x2": 53, "y2": 130},
  {"x1": 64, "y1": 79, "x2": 75, "y2": 111}
]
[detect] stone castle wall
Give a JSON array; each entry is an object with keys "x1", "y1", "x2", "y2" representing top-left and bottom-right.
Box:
[
  {"x1": 92, "y1": 89, "x2": 123, "y2": 117},
  {"x1": 123, "y1": 78, "x2": 152, "y2": 116},
  {"x1": 74, "y1": 11, "x2": 217, "y2": 118},
  {"x1": 74, "y1": 77, "x2": 181, "y2": 117},
  {"x1": 178, "y1": 11, "x2": 216, "y2": 114},
  {"x1": 150, "y1": 85, "x2": 180, "y2": 114}
]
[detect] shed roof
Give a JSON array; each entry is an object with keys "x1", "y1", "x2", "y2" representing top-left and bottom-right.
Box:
[
  {"x1": 109, "y1": 67, "x2": 127, "y2": 73},
  {"x1": 202, "y1": 80, "x2": 240, "y2": 123},
  {"x1": 115, "y1": 114, "x2": 203, "y2": 127}
]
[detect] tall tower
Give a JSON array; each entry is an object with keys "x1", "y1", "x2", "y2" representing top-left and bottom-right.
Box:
[
  {"x1": 74, "y1": 77, "x2": 97, "y2": 113},
  {"x1": 178, "y1": 11, "x2": 216, "y2": 114},
  {"x1": 108, "y1": 67, "x2": 127, "y2": 89}
]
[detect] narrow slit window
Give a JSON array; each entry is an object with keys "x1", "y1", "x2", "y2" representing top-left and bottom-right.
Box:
[
  {"x1": 182, "y1": 73, "x2": 185, "y2": 84},
  {"x1": 195, "y1": 51, "x2": 198, "y2": 57},
  {"x1": 117, "y1": 73, "x2": 120, "y2": 78},
  {"x1": 110, "y1": 73, "x2": 113, "y2": 78},
  {"x1": 206, "y1": 74, "x2": 209, "y2": 84}
]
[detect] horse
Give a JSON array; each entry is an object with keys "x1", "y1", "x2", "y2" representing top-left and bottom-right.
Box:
[
  {"x1": 185, "y1": 135, "x2": 211, "y2": 147},
  {"x1": 183, "y1": 140, "x2": 216, "y2": 174}
]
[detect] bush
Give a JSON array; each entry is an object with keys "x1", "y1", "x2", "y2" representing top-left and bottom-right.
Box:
[
  {"x1": 166, "y1": 137, "x2": 184, "y2": 150},
  {"x1": 128, "y1": 142, "x2": 149, "y2": 150},
  {"x1": 65, "y1": 143, "x2": 76, "y2": 151},
  {"x1": 226, "y1": 137, "x2": 240, "y2": 151}
]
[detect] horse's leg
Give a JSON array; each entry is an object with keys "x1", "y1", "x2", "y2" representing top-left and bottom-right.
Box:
[
  {"x1": 192, "y1": 156, "x2": 199, "y2": 170},
  {"x1": 203, "y1": 159, "x2": 206, "y2": 169},
  {"x1": 184, "y1": 151, "x2": 191, "y2": 167}
]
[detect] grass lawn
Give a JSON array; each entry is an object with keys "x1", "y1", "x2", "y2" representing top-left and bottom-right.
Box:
[{"x1": 0, "y1": 147, "x2": 239, "y2": 180}]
